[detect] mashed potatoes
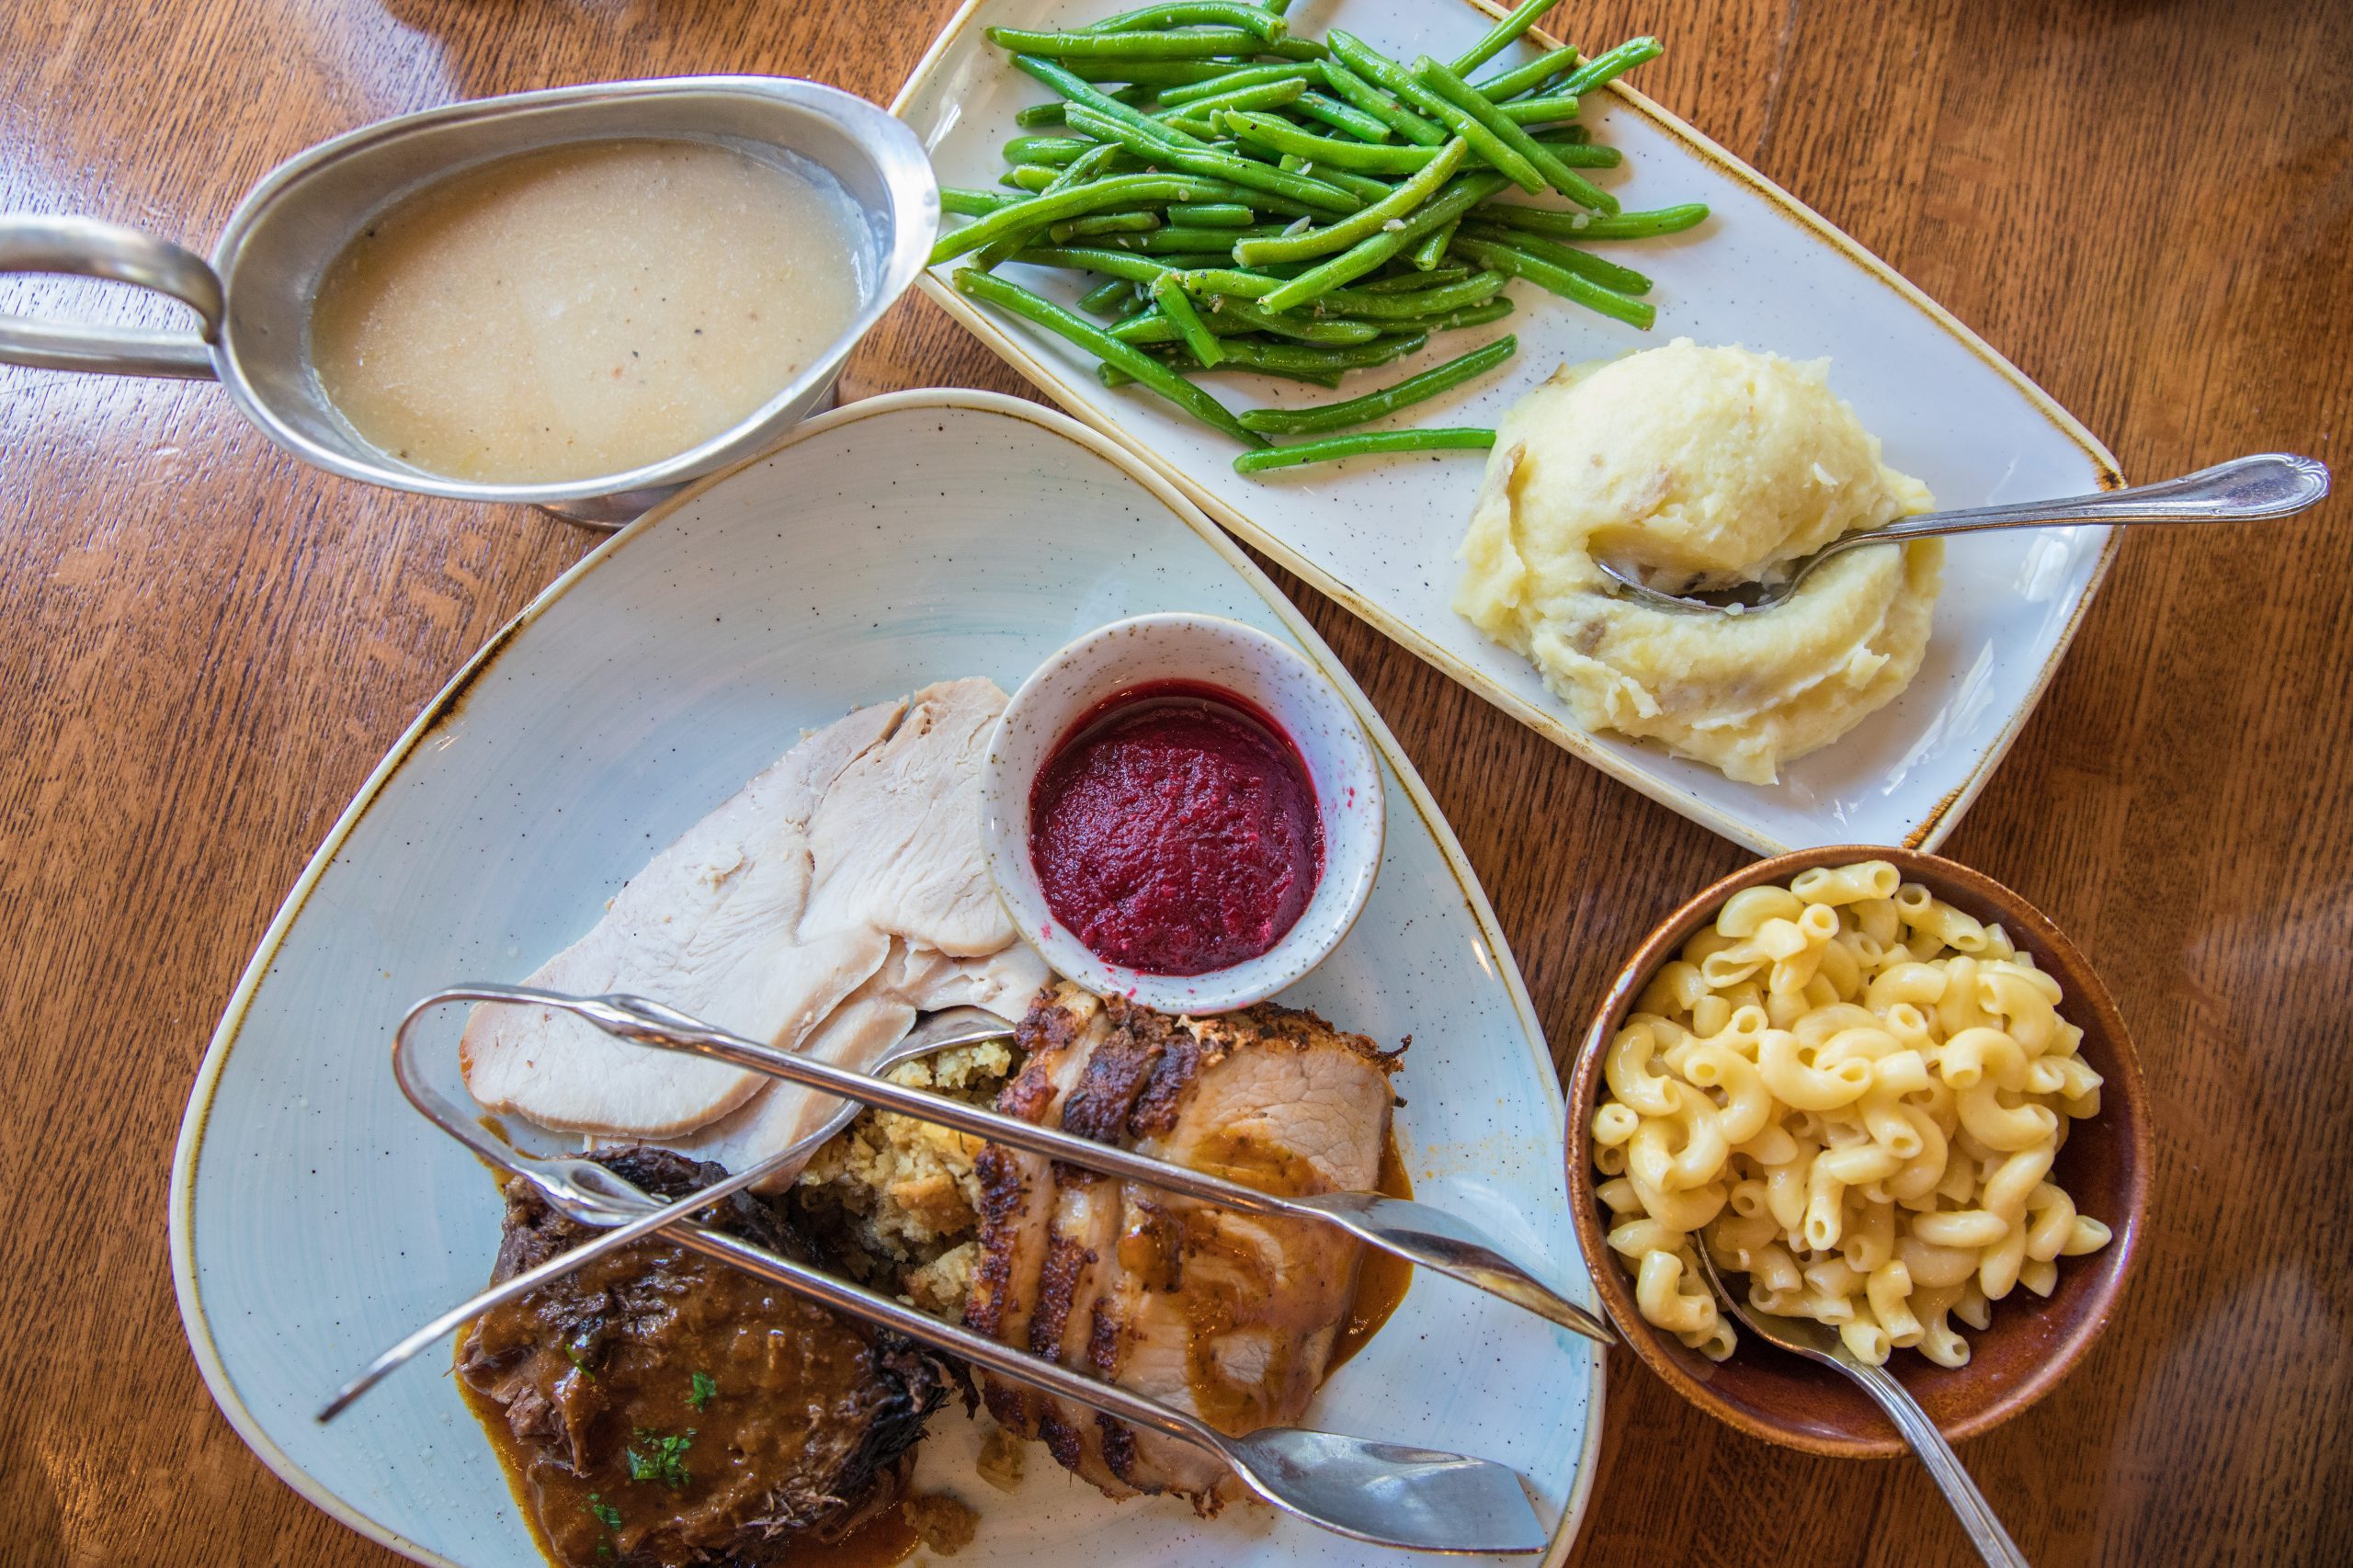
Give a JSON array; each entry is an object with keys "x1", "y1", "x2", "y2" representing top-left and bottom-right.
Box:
[{"x1": 1454, "y1": 340, "x2": 1940, "y2": 784}]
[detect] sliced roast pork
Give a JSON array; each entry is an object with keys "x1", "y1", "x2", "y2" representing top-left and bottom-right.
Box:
[
  {"x1": 462, "y1": 677, "x2": 1037, "y2": 1179},
  {"x1": 967, "y1": 984, "x2": 1400, "y2": 1510}
]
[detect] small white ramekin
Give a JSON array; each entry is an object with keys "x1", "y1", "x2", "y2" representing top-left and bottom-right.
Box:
[{"x1": 979, "y1": 613, "x2": 1384, "y2": 1015}]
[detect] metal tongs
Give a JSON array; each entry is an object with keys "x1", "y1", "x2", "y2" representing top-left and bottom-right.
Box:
[{"x1": 326, "y1": 983, "x2": 1613, "y2": 1554}]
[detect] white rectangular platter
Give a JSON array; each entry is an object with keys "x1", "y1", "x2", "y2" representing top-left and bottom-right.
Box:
[{"x1": 896, "y1": 0, "x2": 2122, "y2": 854}]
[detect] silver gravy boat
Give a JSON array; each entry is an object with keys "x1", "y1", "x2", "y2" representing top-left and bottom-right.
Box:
[{"x1": 0, "y1": 76, "x2": 938, "y2": 525}]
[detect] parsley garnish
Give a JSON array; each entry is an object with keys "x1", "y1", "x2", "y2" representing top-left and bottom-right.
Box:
[
  {"x1": 563, "y1": 1335, "x2": 597, "y2": 1381},
  {"x1": 688, "y1": 1370, "x2": 718, "y2": 1411},
  {"x1": 585, "y1": 1494, "x2": 622, "y2": 1531},
  {"x1": 627, "y1": 1427, "x2": 696, "y2": 1490}
]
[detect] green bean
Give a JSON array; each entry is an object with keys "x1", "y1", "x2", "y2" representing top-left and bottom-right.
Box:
[
  {"x1": 1275, "y1": 156, "x2": 1393, "y2": 202},
  {"x1": 988, "y1": 26, "x2": 1265, "y2": 59},
  {"x1": 1254, "y1": 171, "x2": 1510, "y2": 311},
  {"x1": 1354, "y1": 265, "x2": 1472, "y2": 292},
  {"x1": 1203, "y1": 297, "x2": 1381, "y2": 343},
  {"x1": 1262, "y1": 37, "x2": 1329, "y2": 61},
  {"x1": 936, "y1": 174, "x2": 1221, "y2": 264},
  {"x1": 1158, "y1": 62, "x2": 1315, "y2": 106},
  {"x1": 1089, "y1": 1, "x2": 1290, "y2": 42},
  {"x1": 1012, "y1": 56, "x2": 1214, "y2": 151},
  {"x1": 1321, "y1": 268, "x2": 1503, "y2": 319},
  {"x1": 1216, "y1": 330, "x2": 1427, "y2": 373},
  {"x1": 1238, "y1": 335, "x2": 1516, "y2": 432},
  {"x1": 1472, "y1": 43, "x2": 1578, "y2": 100},
  {"x1": 954, "y1": 267, "x2": 1263, "y2": 445},
  {"x1": 1235, "y1": 139, "x2": 1467, "y2": 265},
  {"x1": 1012, "y1": 245, "x2": 1180, "y2": 284},
  {"x1": 1291, "y1": 89, "x2": 1393, "y2": 142},
  {"x1": 1079, "y1": 276, "x2": 1140, "y2": 316},
  {"x1": 1459, "y1": 222, "x2": 1649, "y2": 293},
  {"x1": 1004, "y1": 134, "x2": 1092, "y2": 166},
  {"x1": 943, "y1": 187, "x2": 1022, "y2": 215},
  {"x1": 1234, "y1": 427, "x2": 1495, "y2": 472},
  {"x1": 1014, "y1": 83, "x2": 1154, "y2": 127},
  {"x1": 1414, "y1": 55, "x2": 1616, "y2": 212},
  {"x1": 1392, "y1": 295, "x2": 1517, "y2": 335},
  {"x1": 1172, "y1": 267, "x2": 1286, "y2": 299},
  {"x1": 1315, "y1": 57, "x2": 1448, "y2": 146},
  {"x1": 1411, "y1": 217, "x2": 1459, "y2": 269},
  {"x1": 1556, "y1": 36, "x2": 1662, "y2": 97},
  {"x1": 1478, "y1": 200, "x2": 1708, "y2": 241},
  {"x1": 1328, "y1": 32, "x2": 1542, "y2": 190},
  {"x1": 1151, "y1": 75, "x2": 1306, "y2": 125},
  {"x1": 1166, "y1": 201, "x2": 1256, "y2": 226},
  {"x1": 1449, "y1": 233, "x2": 1654, "y2": 328},
  {"x1": 1223, "y1": 109, "x2": 1433, "y2": 174},
  {"x1": 1063, "y1": 104, "x2": 1362, "y2": 214},
  {"x1": 1155, "y1": 176, "x2": 1328, "y2": 220},
  {"x1": 1042, "y1": 140, "x2": 1124, "y2": 195},
  {"x1": 1451, "y1": 0, "x2": 1558, "y2": 75},
  {"x1": 1123, "y1": 223, "x2": 1287, "y2": 251},
  {"x1": 1166, "y1": 77, "x2": 1317, "y2": 129},
  {"x1": 1050, "y1": 210, "x2": 1163, "y2": 243},
  {"x1": 1529, "y1": 137, "x2": 1620, "y2": 167},
  {"x1": 1114, "y1": 299, "x2": 1380, "y2": 346},
  {"x1": 1003, "y1": 165, "x2": 1058, "y2": 191},
  {"x1": 1102, "y1": 359, "x2": 1343, "y2": 389},
  {"x1": 1063, "y1": 59, "x2": 1235, "y2": 85},
  {"x1": 1150, "y1": 274, "x2": 1226, "y2": 366},
  {"x1": 1497, "y1": 95, "x2": 1579, "y2": 124}
]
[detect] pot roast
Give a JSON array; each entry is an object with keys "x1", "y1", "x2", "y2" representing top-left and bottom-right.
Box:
[{"x1": 456, "y1": 1147, "x2": 955, "y2": 1567}]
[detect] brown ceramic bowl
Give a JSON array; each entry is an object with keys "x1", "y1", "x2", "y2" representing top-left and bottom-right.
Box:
[{"x1": 1566, "y1": 846, "x2": 2151, "y2": 1457}]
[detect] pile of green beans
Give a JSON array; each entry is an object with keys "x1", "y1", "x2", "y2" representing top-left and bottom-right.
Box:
[{"x1": 933, "y1": 0, "x2": 1708, "y2": 475}]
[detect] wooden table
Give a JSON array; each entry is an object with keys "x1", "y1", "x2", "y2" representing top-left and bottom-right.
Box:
[{"x1": 3, "y1": 0, "x2": 2347, "y2": 1562}]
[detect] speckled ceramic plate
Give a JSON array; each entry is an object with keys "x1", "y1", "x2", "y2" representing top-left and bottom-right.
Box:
[
  {"x1": 896, "y1": 0, "x2": 2122, "y2": 854},
  {"x1": 170, "y1": 391, "x2": 1603, "y2": 1568}
]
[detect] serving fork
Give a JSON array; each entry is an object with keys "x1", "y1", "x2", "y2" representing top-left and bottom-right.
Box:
[{"x1": 1596, "y1": 452, "x2": 2330, "y2": 614}]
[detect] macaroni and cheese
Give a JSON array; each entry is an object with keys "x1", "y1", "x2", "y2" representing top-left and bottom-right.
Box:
[{"x1": 1591, "y1": 859, "x2": 2112, "y2": 1366}]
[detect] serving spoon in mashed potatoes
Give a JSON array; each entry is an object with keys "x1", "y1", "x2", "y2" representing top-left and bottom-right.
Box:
[{"x1": 1598, "y1": 451, "x2": 2330, "y2": 615}]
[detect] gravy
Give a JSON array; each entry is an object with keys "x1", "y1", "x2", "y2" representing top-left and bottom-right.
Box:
[{"x1": 311, "y1": 138, "x2": 859, "y2": 483}]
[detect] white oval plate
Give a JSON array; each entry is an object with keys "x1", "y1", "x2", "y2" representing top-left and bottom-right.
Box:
[
  {"x1": 895, "y1": 0, "x2": 2122, "y2": 855},
  {"x1": 169, "y1": 391, "x2": 1603, "y2": 1568}
]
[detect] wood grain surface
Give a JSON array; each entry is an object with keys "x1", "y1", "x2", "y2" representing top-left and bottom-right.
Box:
[{"x1": 2, "y1": 0, "x2": 2347, "y2": 1563}]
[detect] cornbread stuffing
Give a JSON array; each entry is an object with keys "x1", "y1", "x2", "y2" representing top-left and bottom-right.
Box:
[{"x1": 791, "y1": 1040, "x2": 1014, "y2": 1318}]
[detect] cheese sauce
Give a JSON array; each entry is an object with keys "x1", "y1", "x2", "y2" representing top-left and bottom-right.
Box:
[{"x1": 310, "y1": 138, "x2": 859, "y2": 483}]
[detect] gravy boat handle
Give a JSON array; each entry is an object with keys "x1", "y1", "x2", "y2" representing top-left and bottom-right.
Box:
[{"x1": 0, "y1": 214, "x2": 221, "y2": 379}]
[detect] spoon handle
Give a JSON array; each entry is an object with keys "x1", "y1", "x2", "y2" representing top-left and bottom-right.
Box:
[
  {"x1": 1862, "y1": 452, "x2": 2330, "y2": 546},
  {"x1": 1844, "y1": 1358, "x2": 2031, "y2": 1568}
]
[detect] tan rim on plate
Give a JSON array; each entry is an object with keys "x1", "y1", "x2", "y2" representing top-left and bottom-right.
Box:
[{"x1": 1564, "y1": 846, "x2": 2152, "y2": 1458}]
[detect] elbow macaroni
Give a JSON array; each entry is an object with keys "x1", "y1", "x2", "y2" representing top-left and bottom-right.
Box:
[{"x1": 1593, "y1": 862, "x2": 2112, "y2": 1368}]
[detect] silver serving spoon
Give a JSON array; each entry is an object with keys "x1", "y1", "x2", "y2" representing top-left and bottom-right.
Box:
[
  {"x1": 1597, "y1": 452, "x2": 2331, "y2": 614},
  {"x1": 481, "y1": 983, "x2": 1615, "y2": 1346},
  {"x1": 317, "y1": 1002, "x2": 1017, "y2": 1421},
  {"x1": 1695, "y1": 1247, "x2": 2029, "y2": 1567}
]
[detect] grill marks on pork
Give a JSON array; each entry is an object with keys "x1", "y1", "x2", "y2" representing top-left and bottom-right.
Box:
[
  {"x1": 968, "y1": 984, "x2": 1399, "y2": 1510},
  {"x1": 456, "y1": 1148, "x2": 955, "y2": 1568}
]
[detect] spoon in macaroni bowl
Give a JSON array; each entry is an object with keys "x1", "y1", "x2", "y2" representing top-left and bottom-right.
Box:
[
  {"x1": 1597, "y1": 452, "x2": 2330, "y2": 615},
  {"x1": 1694, "y1": 1245, "x2": 2030, "y2": 1568}
]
